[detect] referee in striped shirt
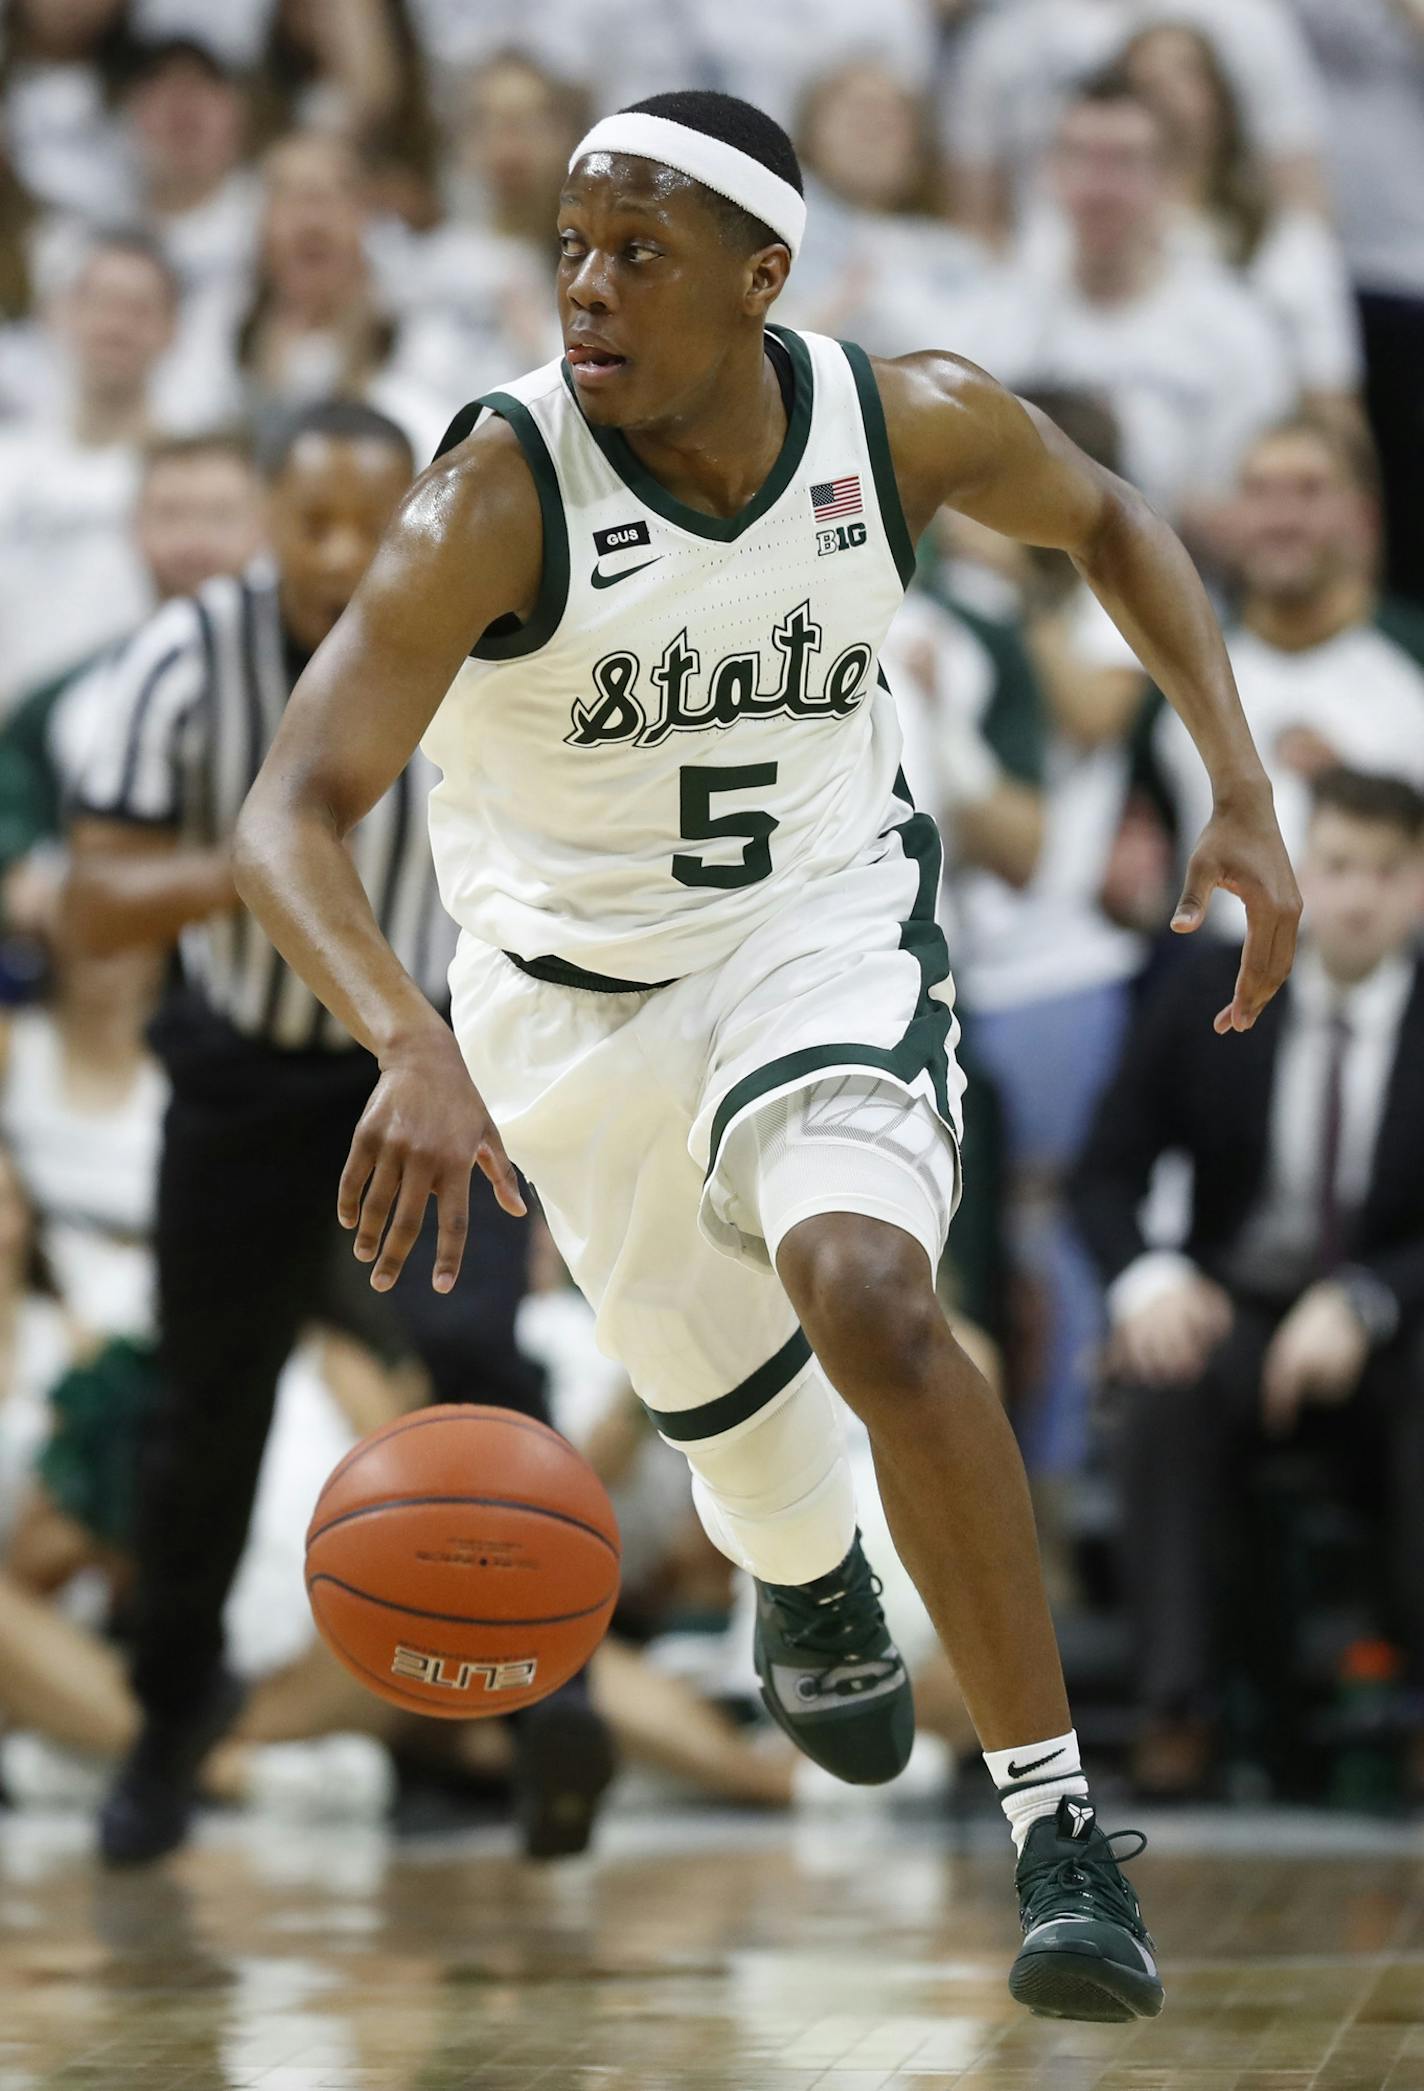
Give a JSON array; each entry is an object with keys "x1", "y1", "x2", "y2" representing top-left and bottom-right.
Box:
[{"x1": 68, "y1": 400, "x2": 612, "y2": 1865}]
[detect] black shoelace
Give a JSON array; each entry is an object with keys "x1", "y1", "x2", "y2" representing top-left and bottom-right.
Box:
[
  {"x1": 767, "y1": 1547, "x2": 889, "y2": 1662},
  {"x1": 1018, "y1": 1830, "x2": 1153, "y2": 1945}
]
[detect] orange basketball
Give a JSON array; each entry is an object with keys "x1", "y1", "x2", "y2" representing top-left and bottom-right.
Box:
[{"x1": 304, "y1": 1405, "x2": 620, "y2": 1719}]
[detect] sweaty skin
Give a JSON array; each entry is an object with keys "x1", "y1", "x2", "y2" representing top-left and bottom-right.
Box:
[{"x1": 232, "y1": 155, "x2": 1299, "y2": 1296}]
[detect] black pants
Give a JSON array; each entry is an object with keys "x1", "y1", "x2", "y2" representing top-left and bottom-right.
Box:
[
  {"x1": 129, "y1": 997, "x2": 544, "y2": 1719},
  {"x1": 1358, "y1": 290, "x2": 1424, "y2": 610},
  {"x1": 1115, "y1": 1299, "x2": 1424, "y2": 1718}
]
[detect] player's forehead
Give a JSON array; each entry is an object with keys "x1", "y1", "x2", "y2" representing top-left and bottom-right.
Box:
[{"x1": 560, "y1": 152, "x2": 702, "y2": 227}]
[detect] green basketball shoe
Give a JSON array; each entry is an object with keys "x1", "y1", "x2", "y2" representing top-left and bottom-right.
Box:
[
  {"x1": 1009, "y1": 1795, "x2": 1164, "y2": 2022},
  {"x1": 753, "y1": 1532, "x2": 915, "y2": 1785}
]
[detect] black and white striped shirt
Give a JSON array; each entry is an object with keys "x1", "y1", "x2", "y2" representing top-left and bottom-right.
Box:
[{"x1": 76, "y1": 565, "x2": 456, "y2": 1052}]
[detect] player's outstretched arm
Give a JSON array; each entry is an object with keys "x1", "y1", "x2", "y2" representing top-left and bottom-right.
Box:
[
  {"x1": 234, "y1": 421, "x2": 542, "y2": 1290},
  {"x1": 878, "y1": 351, "x2": 1301, "y2": 1033}
]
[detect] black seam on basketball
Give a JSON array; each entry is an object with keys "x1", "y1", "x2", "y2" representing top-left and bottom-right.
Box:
[
  {"x1": 306, "y1": 1493, "x2": 620, "y2": 1555},
  {"x1": 305, "y1": 1572, "x2": 618, "y2": 1628},
  {"x1": 313, "y1": 1408, "x2": 581, "y2": 1506}
]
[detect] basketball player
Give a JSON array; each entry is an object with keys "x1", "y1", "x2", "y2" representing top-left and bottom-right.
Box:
[{"x1": 235, "y1": 92, "x2": 1300, "y2": 2022}]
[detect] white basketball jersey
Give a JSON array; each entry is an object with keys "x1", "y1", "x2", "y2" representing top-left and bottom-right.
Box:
[{"x1": 421, "y1": 324, "x2": 918, "y2": 985}]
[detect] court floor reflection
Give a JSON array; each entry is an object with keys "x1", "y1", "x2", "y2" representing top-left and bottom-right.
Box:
[{"x1": 5, "y1": 1804, "x2": 1424, "y2": 2088}]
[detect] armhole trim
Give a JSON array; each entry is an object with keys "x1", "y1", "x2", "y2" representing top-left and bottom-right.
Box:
[
  {"x1": 466, "y1": 392, "x2": 570, "y2": 662},
  {"x1": 840, "y1": 339, "x2": 917, "y2": 590}
]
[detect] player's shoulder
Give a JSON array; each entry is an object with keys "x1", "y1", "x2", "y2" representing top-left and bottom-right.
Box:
[
  {"x1": 865, "y1": 343, "x2": 1007, "y2": 415},
  {"x1": 401, "y1": 403, "x2": 545, "y2": 554},
  {"x1": 860, "y1": 344, "x2": 1030, "y2": 502}
]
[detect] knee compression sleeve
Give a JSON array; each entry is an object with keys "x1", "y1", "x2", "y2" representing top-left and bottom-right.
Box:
[
  {"x1": 676, "y1": 1359, "x2": 856, "y2": 1585},
  {"x1": 749, "y1": 1074, "x2": 960, "y2": 1275}
]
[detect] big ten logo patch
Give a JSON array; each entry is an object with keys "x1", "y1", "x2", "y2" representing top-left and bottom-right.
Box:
[
  {"x1": 817, "y1": 521, "x2": 868, "y2": 558},
  {"x1": 392, "y1": 1646, "x2": 539, "y2": 1693}
]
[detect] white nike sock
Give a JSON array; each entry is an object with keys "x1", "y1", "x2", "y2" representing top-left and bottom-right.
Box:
[{"x1": 983, "y1": 1730, "x2": 1090, "y2": 1853}]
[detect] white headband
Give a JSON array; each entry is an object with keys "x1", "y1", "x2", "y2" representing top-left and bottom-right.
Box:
[{"x1": 569, "y1": 112, "x2": 806, "y2": 260}]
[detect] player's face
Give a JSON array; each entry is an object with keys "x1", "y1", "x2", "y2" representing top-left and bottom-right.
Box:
[
  {"x1": 267, "y1": 434, "x2": 412, "y2": 656},
  {"x1": 1236, "y1": 435, "x2": 1372, "y2": 603},
  {"x1": 557, "y1": 157, "x2": 785, "y2": 430},
  {"x1": 1300, "y1": 809, "x2": 1424, "y2": 982}
]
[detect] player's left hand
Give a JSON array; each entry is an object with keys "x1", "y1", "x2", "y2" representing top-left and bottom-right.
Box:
[
  {"x1": 1260, "y1": 1281, "x2": 1370, "y2": 1438},
  {"x1": 1170, "y1": 776, "x2": 1301, "y2": 1034}
]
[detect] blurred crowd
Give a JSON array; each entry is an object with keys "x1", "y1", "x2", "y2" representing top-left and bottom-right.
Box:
[{"x1": 0, "y1": 0, "x2": 1422, "y2": 1829}]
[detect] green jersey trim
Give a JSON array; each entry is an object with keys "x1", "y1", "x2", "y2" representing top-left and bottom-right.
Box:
[
  {"x1": 504, "y1": 950, "x2": 676, "y2": 994},
  {"x1": 840, "y1": 338, "x2": 916, "y2": 590},
  {"x1": 559, "y1": 324, "x2": 815, "y2": 544},
  {"x1": 702, "y1": 805, "x2": 953, "y2": 1180},
  {"x1": 644, "y1": 1326, "x2": 812, "y2": 1442},
  {"x1": 468, "y1": 391, "x2": 570, "y2": 662}
]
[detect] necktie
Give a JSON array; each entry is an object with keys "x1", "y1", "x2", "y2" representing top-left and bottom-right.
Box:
[{"x1": 1316, "y1": 1009, "x2": 1352, "y2": 1275}]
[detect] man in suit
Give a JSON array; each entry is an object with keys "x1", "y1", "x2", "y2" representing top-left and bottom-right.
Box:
[{"x1": 1072, "y1": 766, "x2": 1424, "y2": 1794}]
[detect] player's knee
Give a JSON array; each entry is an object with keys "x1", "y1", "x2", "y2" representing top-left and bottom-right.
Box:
[{"x1": 777, "y1": 1212, "x2": 944, "y2": 1404}]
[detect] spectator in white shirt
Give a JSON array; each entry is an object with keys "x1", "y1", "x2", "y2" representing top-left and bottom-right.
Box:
[
  {"x1": 0, "y1": 230, "x2": 177, "y2": 710},
  {"x1": 391, "y1": 50, "x2": 580, "y2": 390},
  {"x1": 117, "y1": 37, "x2": 258, "y2": 303},
  {"x1": 782, "y1": 60, "x2": 989, "y2": 358},
  {"x1": 166, "y1": 131, "x2": 458, "y2": 458},
  {"x1": 1154, "y1": 415, "x2": 1424, "y2": 939},
  {"x1": 953, "y1": 73, "x2": 1295, "y2": 535},
  {"x1": 1119, "y1": 22, "x2": 1362, "y2": 420},
  {"x1": 0, "y1": 0, "x2": 138, "y2": 224},
  {"x1": 944, "y1": 0, "x2": 1328, "y2": 247}
]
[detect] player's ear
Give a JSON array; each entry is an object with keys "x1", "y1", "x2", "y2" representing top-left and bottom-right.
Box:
[{"x1": 745, "y1": 243, "x2": 791, "y2": 317}]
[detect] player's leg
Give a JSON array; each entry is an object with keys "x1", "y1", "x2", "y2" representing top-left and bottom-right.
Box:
[
  {"x1": 778, "y1": 1210, "x2": 1070, "y2": 1754},
  {"x1": 101, "y1": 1065, "x2": 367, "y2": 1865},
  {"x1": 771, "y1": 1181, "x2": 1161, "y2": 2022}
]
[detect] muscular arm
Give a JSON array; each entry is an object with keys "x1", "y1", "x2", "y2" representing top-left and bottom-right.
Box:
[
  {"x1": 880, "y1": 352, "x2": 1301, "y2": 1029},
  {"x1": 233, "y1": 419, "x2": 542, "y2": 1288}
]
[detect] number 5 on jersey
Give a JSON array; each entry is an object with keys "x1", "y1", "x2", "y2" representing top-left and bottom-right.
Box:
[{"x1": 672, "y1": 763, "x2": 780, "y2": 890}]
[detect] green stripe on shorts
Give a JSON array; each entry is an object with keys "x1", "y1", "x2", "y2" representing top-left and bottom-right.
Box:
[
  {"x1": 704, "y1": 809, "x2": 953, "y2": 1180},
  {"x1": 642, "y1": 1327, "x2": 812, "y2": 1442}
]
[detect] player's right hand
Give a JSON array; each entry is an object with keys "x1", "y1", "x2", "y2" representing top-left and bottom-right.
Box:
[{"x1": 338, "y1": 1029, "x2": 526, "y2": 1294}]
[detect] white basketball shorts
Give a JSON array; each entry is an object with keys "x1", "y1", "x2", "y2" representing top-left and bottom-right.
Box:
[{"x1": 448, "y1": 799, "x2": 965, "y2": 1451}]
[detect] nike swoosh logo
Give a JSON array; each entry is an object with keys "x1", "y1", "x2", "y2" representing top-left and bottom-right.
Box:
[
  {"x1": 1006, "y1": 1747, "x2": 1066, "y2": 1780},
  {"x1": 590, "y1": 556, "x2": 660, "y2": 590}
]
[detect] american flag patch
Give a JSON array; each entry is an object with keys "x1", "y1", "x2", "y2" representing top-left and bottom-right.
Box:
[{"x1": 810, "y1": 475, "x2": 863, "y2": 522}]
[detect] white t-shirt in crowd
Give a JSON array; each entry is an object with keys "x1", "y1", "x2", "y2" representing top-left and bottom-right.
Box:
[
  {"x1": 0, "y1": 1009, "x2": 167, "y2": 1340},
  {"x1": 2, "y1": 63, "x2": 136, "y2": 224},
  {"x1": 404, "y1": 0, "x2": 935, "y2": 128},
  {"x1": 1154, "y1": 609, "x2": 1424, "y2": 938},
  {"x1": 375, "y1": 223, "x2": 563, "y2": 403},
  {"x1": 887, "y1": 588, "x2": 1145, "y2": 1011},
  {"x1": 951, "y1": 248, "x2": 1295, "y2": 518},
  {"x1": 948, "y1": 0, "x2": 1326, "y2": 211},
  {"x1": 0, "y1": 426, "x2": 151, "y2": 713},
  {"x1": 1288, "y1": 0, "x2": 1424, "y2": 300},
  {"x1": 1167, "y1": 206, "x2": 1361, "y2": 399},
  {"x1": 152, "y1": 170, "x2": 262, "y2": 305},
  {"x1": 781, "y1": 182, "x2": 992, "y2": 360},
  {"x1": 223, "y1": 1342, "x2": 360, "y2": 1681}
]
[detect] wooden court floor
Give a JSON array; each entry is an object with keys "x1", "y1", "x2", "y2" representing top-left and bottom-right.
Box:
[{"x1": 6, "y1": 1805, "x2": 1424, "y2": 2090}]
